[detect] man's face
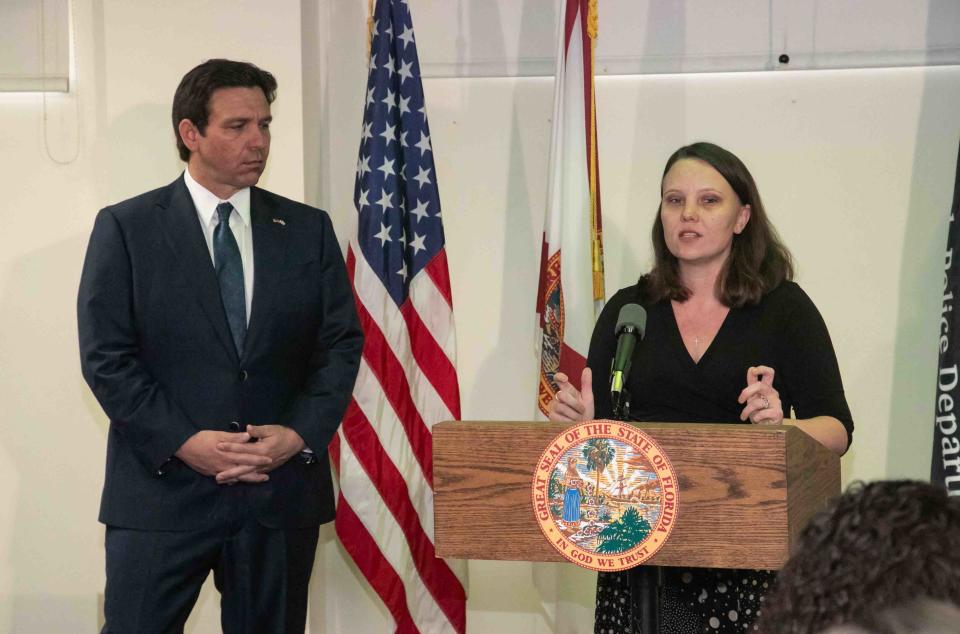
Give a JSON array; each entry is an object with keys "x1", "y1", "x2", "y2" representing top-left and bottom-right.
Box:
[{"x1": 179, "y1": 86, "x2": 272, "y2": 199}]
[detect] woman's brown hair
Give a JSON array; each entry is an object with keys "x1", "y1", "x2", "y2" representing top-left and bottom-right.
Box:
[{"x1": 645, "y1": 142, "x2": 794, "y2": 306}]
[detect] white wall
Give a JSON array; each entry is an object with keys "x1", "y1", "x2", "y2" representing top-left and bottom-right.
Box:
[{"x1": 0, "y1": 0, "x2": 957, "y2": 631}]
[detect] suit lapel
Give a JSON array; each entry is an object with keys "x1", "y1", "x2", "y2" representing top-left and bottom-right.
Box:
[
  {"x1": 245, "y1": 187, "x2": 290, "y2": 358},
  {"x1": 158, "y1": 176, "x2": 240, "y2": 363}
]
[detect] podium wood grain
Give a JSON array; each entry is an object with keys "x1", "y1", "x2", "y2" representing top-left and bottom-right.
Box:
[{"x1": 433, "y1": 421, "x2": 839, "y2": 570}]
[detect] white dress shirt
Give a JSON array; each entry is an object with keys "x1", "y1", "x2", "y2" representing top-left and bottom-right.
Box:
[{"x1": 183, "y1": 167, "x2": 254, "y2": 324}]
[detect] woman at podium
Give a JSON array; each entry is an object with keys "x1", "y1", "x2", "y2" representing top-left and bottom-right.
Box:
[{"x1": 548, "y1": 142, "x2": 853, "y2": 633}]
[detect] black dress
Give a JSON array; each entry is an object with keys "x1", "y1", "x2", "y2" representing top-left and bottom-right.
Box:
[{"x1": 588, "y1": 280, "x2": 854, "y2": 634}]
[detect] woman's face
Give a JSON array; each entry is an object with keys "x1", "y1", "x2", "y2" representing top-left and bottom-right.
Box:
[{"x1": 660, "y1": 158, "x2": 750, "y2": 271}]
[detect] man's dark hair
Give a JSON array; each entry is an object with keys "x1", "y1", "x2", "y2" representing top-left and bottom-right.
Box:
[
  {"x1": 644, "y1": 141, "x2": 794, "y2": 307},
  {"x1": 172, "y1": 59, "x2": 277, "y2": 162},
  {"x1": 756, "y1": 480, "x2": 960, "y2": 633}
]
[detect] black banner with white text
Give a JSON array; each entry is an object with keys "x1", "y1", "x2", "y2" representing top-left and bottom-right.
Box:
[{"x1": 932, "y1": 141, "x2": 960, "y2": 496}]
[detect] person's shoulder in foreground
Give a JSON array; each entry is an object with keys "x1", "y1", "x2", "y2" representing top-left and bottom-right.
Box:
[{"x1": 756, "y1": 480, "x2": 960, "y2": 634}]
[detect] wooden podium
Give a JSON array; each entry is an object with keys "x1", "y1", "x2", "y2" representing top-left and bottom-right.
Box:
[{"x1": 433, "y1": 421, "x2": 839, "y2": 570}]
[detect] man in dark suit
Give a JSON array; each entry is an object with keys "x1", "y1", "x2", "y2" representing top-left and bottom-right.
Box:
[{"x1": 77, "y1": 59, "x2": 363, "y2": 633}]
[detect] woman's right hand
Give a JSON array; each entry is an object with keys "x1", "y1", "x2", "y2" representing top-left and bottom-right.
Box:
[{"x1": 547, "y1": 367, "x2": 595, "y2": 422}]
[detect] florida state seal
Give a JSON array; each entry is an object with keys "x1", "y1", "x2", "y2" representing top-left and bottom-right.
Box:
[{"x1": 531, "y1": 420, "x2": 679, "y2": 572}]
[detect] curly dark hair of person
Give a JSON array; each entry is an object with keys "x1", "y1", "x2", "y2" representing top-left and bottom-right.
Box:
[
  {"x1": 823, "y1": 597, "x2": 960, "y2": 634},
  {"x1": 644, "y1": 141, "x2": 794, "y2": 307},
  {"x1": 755, "y1": 480, "x2": 960, "y2": 634},
  {"x1": 171, "y1": 59, "x2": 277, "y2": 162}
]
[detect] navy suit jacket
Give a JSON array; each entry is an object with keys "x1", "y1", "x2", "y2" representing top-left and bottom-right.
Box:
[{"x1": 78, "y1": 175, "x2": 363, "y2": 530}]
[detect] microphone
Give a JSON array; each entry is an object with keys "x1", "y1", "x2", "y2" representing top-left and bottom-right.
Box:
[{"x1": 610, "y1": 303, "x2": 646, "y2": 415}]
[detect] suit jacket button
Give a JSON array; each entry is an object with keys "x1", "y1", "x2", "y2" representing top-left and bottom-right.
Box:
[
  {"x1": 228, "y1": 421, "x2": 241, "y2": 432},
  {"x1": 239, "y1": 369, "x2": 248, "y2": 382}
]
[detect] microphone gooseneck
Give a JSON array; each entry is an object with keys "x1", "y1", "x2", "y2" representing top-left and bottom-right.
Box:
[{"x1": 610, "y1": 303, "x2": 646, "y2": 419}]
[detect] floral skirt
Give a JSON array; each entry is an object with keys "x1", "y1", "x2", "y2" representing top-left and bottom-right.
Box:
[{"x1": 593, "y1": 567, "x2": 776, "y2": 633}]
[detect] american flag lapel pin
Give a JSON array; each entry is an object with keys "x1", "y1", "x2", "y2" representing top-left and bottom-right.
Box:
[{"x1": 272, "y1": 218, "x2": 286, "y2": 226}]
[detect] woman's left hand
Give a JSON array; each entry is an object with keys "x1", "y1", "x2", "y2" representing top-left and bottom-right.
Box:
[{"x1": 738, "y1": 365, "x2": 784, "y2": 425}]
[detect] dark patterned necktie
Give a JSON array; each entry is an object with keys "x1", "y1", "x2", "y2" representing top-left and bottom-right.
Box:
[{"x1": 214, "y1": 202, "x2": 246, "y2": 355}]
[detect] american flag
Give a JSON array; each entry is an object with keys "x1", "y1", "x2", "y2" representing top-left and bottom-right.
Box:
[{"x1": 329, "y1": 0, "x2": 468, "y2": 632}]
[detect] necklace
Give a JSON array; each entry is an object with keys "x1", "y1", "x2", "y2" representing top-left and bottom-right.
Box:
[{"x1": 673, "y1": 298, "x2": 729, "y2": 363}]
